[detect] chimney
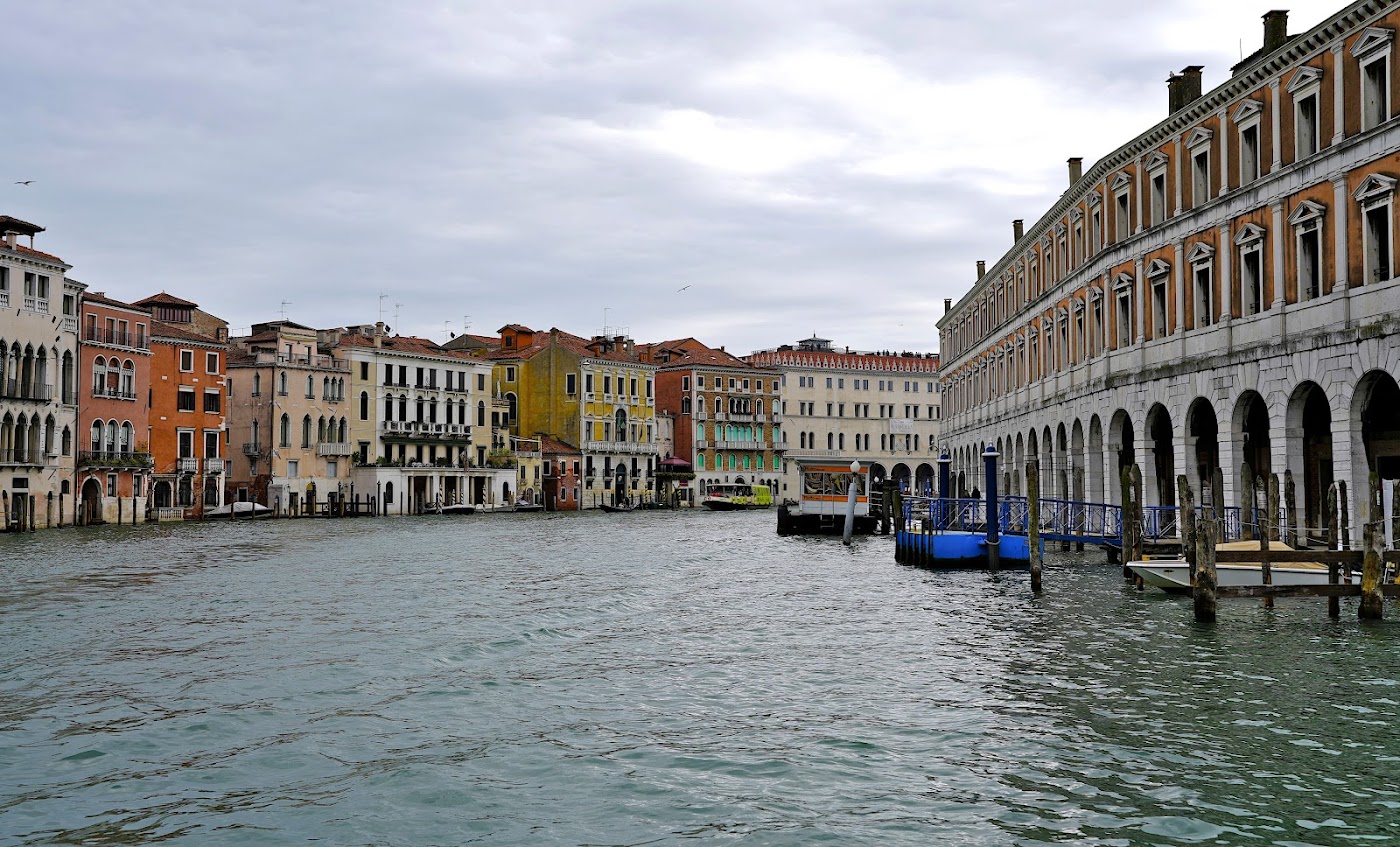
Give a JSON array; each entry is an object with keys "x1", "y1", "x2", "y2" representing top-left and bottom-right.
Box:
[
  {"x1": 944, "y1": 298, "x2": 952, "y2": 314},
  {"x1": 976, "y1": 260, "x2": 986, "y2": 279},
  {"x1": 1178, "y1": 65, "x2": 1204, "y2": 111},
  {"x1": 3, "y1": 231, "x2": 15, "y2": 248},
  {"x1": 1013, "y1": 219, "x2": 1024, "y2": 241},
  {"x1": 1067, "y1": 157, "x2": 1083, "y2": 186},
  {"x1": 374, "y1": 320, "x2": 385, "y2": 348},
  {"x1": 1167, "y1": 72, "x2": 1183, "y2": 114},
  {"x1": 1263, "y1": 10, "x2": 1288, "y2": 54}
]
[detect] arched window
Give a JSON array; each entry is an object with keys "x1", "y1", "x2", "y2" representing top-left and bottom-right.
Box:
[
  {"x1": 477, "y1": 401, "x2": 486, "y2": 427},
  {"x1": 61, "y1": 426, "x2": 72, "y2": 456},
  {"x1": 252, "y1": 372, "x2": 262, "y2": 395},
  {"x1": 338, "y1": 418, "x2": 347, "y2": 442},
  {"x1": 92, "y1": 356, "x2": 106, "y2": 395},
  {"x1": 279, "y1": 413, "x2": 290, "y2": 447},
  {"x1": 251, "y1": 420, "x2": 260, "y2": 448},
  {"x1": 385, "y1": 394, "x2": 394, "y2": 421},
  {"x1": 681, "y1": 396, "x2": 691, "y2": 414},
  {"x1": 827, "y1": 432, "x2": 834, "y2": 450},
  {"x1": 415, "y1": 396, "x2": 425, "y2": 422},
  {"x1": 120, "y1": 421, "x2": 133, "y2": 453},
  {"x1": 838, "y1": 433, "x2": 845, "y2": 450},
  {"x1": 278, "y1": 371, "x2": 287, "y2": 395},
  {"x1": 306, "y1": 375, "x2": 315, "y2": 398},
  {"x1": 338, "y1": 378, "x2": 345, "y2": 401},
  {"x1": 322, "y1": 376, "x2": 330, "y2": 399},
  {"x1": 505, "y1": 392, "x2": 517, "y2": 424},
  {"x1": 302, "y1": 415, "x2": 312, "y2": 448},
  {"x1": 121, "y1": 360, "x2": 135, "y2": 396},
  {"x1": 317, "y1": 416, "x2": 326, "y2": 443},
  {"x1": 696, "y1": 453, "x2": 706, "y2": 470},
  {"x1": 90, "y1": 420, "x2": 102, "y2": 452},
  {"x1": 615, "y1": 409, "x2": 627, "y2": 441},
  {"x1": 360, "y1": 391, "x2": 369, "y2": 420},
  {"x1": 106, "y1": 420, "x2": 118, "y2": 453}
]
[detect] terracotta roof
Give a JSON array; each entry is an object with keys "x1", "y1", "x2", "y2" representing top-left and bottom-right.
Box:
[
  {"x1": 134, "y1": 291, "x2": 198, "y2": 308},
  {"x1": 638, "y1": 337, "x2": 767, "y2": 371},
  {"x1": 745, "y1": 349, "x2": 940, "y2": 372},
  {"x1": 4, "y1": 242, "x2": 67, "y2": 265},
  {"x1": 537, "y1": 435, "x2": 580, "y2": 455},
  {"x1": 81, "y1": 292, "x2": 150, "y2": 313},
  {"x1": 151, "y1": 320, "x2": 225, "y2": 346},
  {"x1": 332, "y1": 332, "x2": 484, "y2": 361},
  {"x1": 487, "y1": 326, "x2": 652, "y2": 366}
]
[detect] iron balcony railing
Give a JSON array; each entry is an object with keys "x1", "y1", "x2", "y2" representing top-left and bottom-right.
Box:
[
  {"x1": 242, "y1": 442, "x2": 264, "y2": 456},
  {"x1": 0, "y1": 448, "x2": 45, "y2": 466},
  {"x1": 1, "y1": 380, "x2": 53, "y2": 402},
  {"x1": 83, "y1": 326, "x2": 150, "y2": 350},
  {"x1": 78, "y1": 450, "x2": 154, "y2": 469},
  {"x1": 92, "y1": 385, "x2": 138, "y2": 400}
]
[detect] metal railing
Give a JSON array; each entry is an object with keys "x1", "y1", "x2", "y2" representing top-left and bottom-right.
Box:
[
  {"x1": 242, "y1": 442, "x2": 264, "y2": 456},
  {"x1": 901, "y1": 496, "x2": 1244, "y2": 544},
  {"x1": 78, "y1": 450, "x2": 153, "y2": 468},
  {"x1": 1, "y1": 380, "x2": 53, "y2": 401},
  {"x1": 84, "y1": 326, "x2": 150, "y2": 349},
  {"x1": 0, "y1": 448, "x2": 44, "y2": 466},
  {"x1": 583, "y1": 440, "x2": 657, "y2": 455},
  {"x1": 92, "y1": 385, "x2": 138, "y2": 400}
]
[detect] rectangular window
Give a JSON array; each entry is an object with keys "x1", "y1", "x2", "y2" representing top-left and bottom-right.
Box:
[
  {"x1": 287, "y1": 459, "x2": 299, "y2": 477},
  {"x1": 477, "y1": 373, "x2": 486, "y2": 391},
  {"x1": 204, "y1": 430, "x2": 220, "y2": 460},
  {"x1": 681, "y1": 375, "x2": 690, "y2": 391},
  {"x1": 1090, "y1": 208, "x2": 1102, "y2": 254},
  {"x1": 1116, "y1": 291, "x2": 1133, "y2": 348},
  {"x1": 1192, "y1": 149, "x2": 1210, "y2": 206},
  {"x1": 1152, "y1": 279, "x2": 1168, "y2": 338},
  {"x1": 1115, "y1": 191, "x2": 1130, "y2": 241},
  {"x1": 825, "y1": 377, "x2": 832, "y2": 388},
  {"x1": 1296, "y1": 93, "x2": 1319, "y2": 159},
  {"x1": 1298, "y1": 225, "x2": 1321, "y2": 300},
  {"x1": 566, "y1": 373, "x2": 577, "y2": 395},
  {"x1": 1364, "y1": 203, "x2": 1393, "y2": 283},
  {"x1": 1194, "y1": 265, "x2": 1214, "y2": 327},
  {"x1": 203, "y1": 351, "x2": 218, "y2": 373},
  {"x1": 179, "y1": 350, "x2": 194, "y2": 372},
  {"x1": 585, "y1": 373, "x2": 594, "y2": 393},
  {"x1": 203, "y1": 391, "x2": 221, "y2": 414},
  {"x1": 603, "y1": 375, "x2": 611, "y2": 395},
  {"x1": 1150, "y1": 172, "x2": 1166, "y2": 225},
  {"x1": 177, "y1": 387, "x2": 196, "y2": 412},
  {"x1": 1242, "y1": 247, "x2": 1264, "y2": 314},
  {"x1": 1240, "y1": 124, "x2": 1260, "y2": 184},
  {"x1": 1363, "y1": 55, "x2": 1390, "y2": 131}
]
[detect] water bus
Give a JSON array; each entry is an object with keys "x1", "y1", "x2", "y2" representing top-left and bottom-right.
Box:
[{"x1": 702, "y1": 483, "x2": 773, "y2": 511}]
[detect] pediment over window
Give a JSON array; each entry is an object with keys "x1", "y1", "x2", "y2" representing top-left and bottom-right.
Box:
[
  {"x1": 1186, "y1": 242, "x2": 1216, "y2": 263},
  {"x1": 1070, "y1": 207, "x2": 1084, "y2": 223},
  {"x1": 1185, "y1": 126, "x2": 1214, "y2": 149},
  {"x1": 1111, "y1": 171, "x2": 1133, "y2": 191},
  {"x1": 1071, "y1": 297, "x2": 1085, "y2": 312},
  {"x1": 1113, "y1": 272, "x2": 1135, "y2": 291},
  {"x1": 1146, "y1": 258, "x2": 1172, "y2": 277},
  {"x1": 1144, "y1": 151, "x2": 1169, "y2": 172},
  {"x1": 1054, "y1": 221, "x2": 1066, "y2": 238},
  {"x1": 1353, "y1": 173, "x2": 1398, "y2": 203},
  {"x1": 1087, "y1": 285, "x2": 1104, "y2": 301},
  {"x1": 1286, "y1": 65, "x2": 1323, "y2": 94},
  {"x1": 1040, "y1": 233, "x2": 1054, "y2": 250},
  {"x1": 1233, "y1": 222, "x2": 1267, "y2": 246},
  {"x1": 1231, "y1": 99, "x2": 1263, "y2": 125},
  {"x1": 1350, "y1": 26, "x2": 1394, "y2": 59},
  {"x1": 1087, "y1": 191, "x2": 1103, "y2": 208},
  {"x1": 1288, "y1": 199, "x2": 1327, "y2": 226}
]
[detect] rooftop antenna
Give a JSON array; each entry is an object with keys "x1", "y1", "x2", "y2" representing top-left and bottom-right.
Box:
[
  {"x1": 603, "y1": 306, "x2": 611, "y2": 336},
  {"x1": 443, "y1": 320, "x2": 453, "y2": 341},
  {"x1": 379, "y1": 293, "x2": 388, "y2": 323},
  {"x1": 463, "y1": 315, "x2": 471, "y2": 335},
  {"x1": 394, "y1": 302, "x2": 403, "y2": 334},
  {"x1": 280, "y1": 300, "x2": 292, "y2": 320}
]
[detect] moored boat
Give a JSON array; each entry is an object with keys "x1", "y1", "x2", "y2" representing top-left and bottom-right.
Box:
[
  {"x1": 1128, "y1": 540, "x2": 1356, "y2": 593},
  {"x1": 702, "y1": 483, "x2": 773, "y2": 511}
]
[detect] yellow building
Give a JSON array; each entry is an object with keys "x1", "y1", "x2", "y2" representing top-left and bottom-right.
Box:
[{"x1": 483, "y1": 325, "x2": 658, "y2": 508}]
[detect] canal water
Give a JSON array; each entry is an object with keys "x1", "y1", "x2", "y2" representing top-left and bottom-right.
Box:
[{"x1": 2, "y1": 511, "x2": 1398, "y2": 846}]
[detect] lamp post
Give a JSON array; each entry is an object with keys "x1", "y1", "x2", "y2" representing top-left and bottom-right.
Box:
[{"x1": 843, "y1": 459, "x2": 861, "y2": 545}]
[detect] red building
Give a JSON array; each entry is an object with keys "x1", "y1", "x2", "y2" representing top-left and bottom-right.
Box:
[
  {"x1": 540, "y1": 435, "x2": 581, "y2": 511},
  {"x1": 77, "y1": 292, "x2": 153, "y2": 524},
  {"x1": 136, "y1": 292, "x2": 229, "y2": 518}
]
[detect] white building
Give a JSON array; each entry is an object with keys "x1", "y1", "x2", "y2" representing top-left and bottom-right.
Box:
[
  {"x1": 0, "y1": 216, "x2": 83, "y2": 530},
  {"x1": 746, "y1": 336, "x2": 941, "y2": 498}
]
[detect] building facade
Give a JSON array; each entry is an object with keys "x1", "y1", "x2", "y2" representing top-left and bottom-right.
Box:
[
  {"x1": 226, "y1": 321, "x2": 350, "y2": 513},
  {"x1": 938, "y1": 3, "x2": 1400, "y2": 543},
  {"x1": 139, "y1": 292, "x2": 229, "y2": 520},
  {"x1": 746, "y1": 337, "x2": 941, "y2": 498},
  {"x1": 644, "y1": 338, "x2": 783, "y2": 498},
  {"x1": 76, "y1": 293, "x2": 153, "y2": 524},
  {"x1": 485, "y1": 325, "x2": 659, "y2": 508},
  {"x1": 0, "y1": 217, "x2": 82, "y2": 530}
]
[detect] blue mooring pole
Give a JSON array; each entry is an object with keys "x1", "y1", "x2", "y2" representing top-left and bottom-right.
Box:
[
  {"x1": 938, "y1": 451, "x2": 951, "y2": 531},
  {"x1": 983, "y1": 446, "x2": 1001, "y2": 570}
]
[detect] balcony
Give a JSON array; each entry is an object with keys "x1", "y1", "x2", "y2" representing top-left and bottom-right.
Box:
[
  {"x1": 380, "y1": 420, "x2": 472, "y2": 440},
  {"x1": 770, "y1": 411, "x2": 782, "y2": 423},
  {"x1": 62, "y1": 316, "x2": 77, "y2": 333},
  {"x1": 242, "y1": 442, "x2": 265, "y2": 457},
  {"x1": 79, "y1": 451, "x2": 153, "y2": 469},
  {"x1": 177, "y1": 457, "x2": 199, "y2": 473},
  {"x1": 782, "y1": 449, "x2": 840, "y2": 459},
  {"x1": 204, "y1": 458, "x2": 225, "y2": 474},
  {"x1": 694, "y1": 439, "x2": 709, "y2": 449},
  {"x1": 716, "y1": 440, "x2": 763, "y2": 451},
  {"x1": 84, "y1": 326, "x2": 150, "y2": 350},
  {"x1": 92, "y1": 385, "x2": 138, "y2": 401},
  {"x1": 23, "y1": 296, "x2": 48, "y2": 314},
  {"x1": 316, "y1": 442, "x2": 353, "y2": 457},
  {"x1": 1, "y1": 380, "x2": 53, "y2": 402},
  {"x1": 515, "y1": 450, "x2": 542, "y2": 460},
  {"x1": 772, "y1": 440, "x2": 789, "y2": 450},
  {"x1": 0, "y1": 448, "x2": 45, "y2": 466},
  {"x1": 583, "y1": 440, "x2": 657, "y2": 455},
  {"x1": 252, "y1": 351, "x2": 349, "y2": 372}
]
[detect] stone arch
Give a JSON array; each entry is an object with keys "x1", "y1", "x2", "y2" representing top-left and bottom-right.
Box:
[
  {"x1": 1232, "y1": 390, "x2": 1272, "y2": 512},
  {"x1": 1186, "y1": 397, "x2": 1221, "y2": 507},
  {"x1": 1087, "y1": 414, "x2": 1105, "y2": 503},
  {"x1": 1144, "y1": 403, "x2": 1175, "y2": 508},
  {"x1": 1285, "y1": 381, "x2": 1333, "y2": 544},
  {"x1": 1107, "y1": 409, "x2": 1135, "y2": 505},
  {"x1": 1351, "y1": 370, "x2": 1400, "y2": 534}
]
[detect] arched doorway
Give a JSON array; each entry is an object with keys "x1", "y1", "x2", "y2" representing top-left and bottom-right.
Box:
[
  {"x1": 915, "y1": 463, "x2": 934, "y2": 495},
  {"x1": 1286, "y1": 382, "x2": 1333, "y2": 544},
  {"x1": 868, "y1": 462, "x2": 887, "y2": 488},
  {"x1": 1186, "y1": 398, "x2": 1220, "y2": 506},
  {"x1": 1108, "y1": 409, "x2": 1134, "y2": 505},
  {"x1": 153, "y1": 480, "x2": 172, "y2": 509},
  {"x1": 1233, "y1": 391, "x2": 1271, "y2": 510},
  {"x1": 1146, "y1": 404, "x2": 1175, "y2": 508},
  {"x1": 892, "y1": 463, "x2": 911, "y2": 493},
  {"x1": 1087, "y1": 415, "x2": 1104, "y2": 503},
  {"x1": 1354, "y1": 368, "x2": 1400, "y2": 486},
  {"x1": 80, "y1": 477, "x2": 103, "y2": 525}
]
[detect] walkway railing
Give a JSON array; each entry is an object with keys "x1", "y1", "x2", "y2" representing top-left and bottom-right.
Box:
[{"x1": 902, "y1": 496, "x2": 1242, "y2": 545}]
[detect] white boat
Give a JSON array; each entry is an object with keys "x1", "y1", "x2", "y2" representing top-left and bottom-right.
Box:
[
  {"x1": 1128, "y1": 540, "x2": 1356, "y2": 592},
  {"x1": 204, "y1": 502, "x2": 272, "y2": 519}
]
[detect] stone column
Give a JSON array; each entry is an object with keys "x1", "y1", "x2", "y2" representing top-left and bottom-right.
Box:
[
  {"x1": 1218, "y1": 108, "x2": 1231, "y2": 199},
  {"x1": 1271, "y1": 200, "x2": 1288, "y2": 339},
  {"x1": 1174, "y1": 134, "x2": 1184, "y2": 215},
  {"x1": 1174, "y1": 239, "x2": 1187, "y2": 338},
  {"x1": 1270, "y1": 77, "x2": 1283, "y2": 171},
  {"x1": 1331, "y1": 42, "x2": 1346, "y2": 148},
  {"x1": 1333, "y1": 176, "x2": 1350, "y2": 294}
]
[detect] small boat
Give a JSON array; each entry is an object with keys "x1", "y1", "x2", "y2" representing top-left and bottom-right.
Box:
[
  {"x1": 204, "y1": 502, "x2": 272, "y2": 519},
  {"x1": 439, "y1": 503, "x2": 475, "y2": 516},
  {"x1": 599, "y1": 502, "x2": 635, "y2": 514},
  {"x1": 702, "y1": 483, "x2": 773, "y2": 511},
  {"x1": 1128, "y1": 540, "x2": 1355, "y2": 592},
  {"x1": 513, "y1": 502, "x2": 543, "y2": 512}
]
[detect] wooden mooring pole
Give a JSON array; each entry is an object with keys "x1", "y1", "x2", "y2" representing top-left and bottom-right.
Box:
[
  {"x1": 1339, "y1": 481, "x2": 1351, "y2": 551},
  {"x1": 1195, "y1": 470, "x2": 1218, "y2": 623},
  {"x1": 1327, "y1": 483, "x2": 1341, "y2": 619},
  {"x1": 1028, "y1": 460, "x2": 1042, "y2": 594},
  {"x1": 1261, "y1": 473, "x2": 1275, "y2": 608},
  {"x1": 1130, "y1": 465, "x2": 1144, "y2": 587},
  {"x1": 1179, "y1": 474, "x2": 1196, "y2": 581},
  {"x1": 1360, "y1": 472, "x2": 1384, "y2": 621},
  {"x1": 1284, "y1": 469, "x2": 1298, "y2": 549}
]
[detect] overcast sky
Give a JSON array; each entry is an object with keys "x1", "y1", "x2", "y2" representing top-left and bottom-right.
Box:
[{"x1": 5, "y1": 0, "x2": 1344, "y2": 354}]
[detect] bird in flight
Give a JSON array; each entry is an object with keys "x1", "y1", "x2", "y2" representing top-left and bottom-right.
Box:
[
  {"x1": 14, "y1": 180, "x2": 34, "y2": 185},
  {"x1": 677, "y1": 285, "x2": 691, "y2": 292}
]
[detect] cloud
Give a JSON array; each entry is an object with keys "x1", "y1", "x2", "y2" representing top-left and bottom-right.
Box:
[{"x1": 1, "y1": 0, "x2": 1347, "y2": 352}]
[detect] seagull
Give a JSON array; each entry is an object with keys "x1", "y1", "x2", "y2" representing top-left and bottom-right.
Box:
[
  {"x1": 677, "y1": 284, "x2": 691, "y2": 292},
  {"x1": 14, "y1": 180, "x2": 33, "y2": 185}
]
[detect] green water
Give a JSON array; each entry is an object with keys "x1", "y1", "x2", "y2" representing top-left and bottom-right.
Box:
[{"x1": 2, "y1": 511, "x2": 1398, "y2": 845}]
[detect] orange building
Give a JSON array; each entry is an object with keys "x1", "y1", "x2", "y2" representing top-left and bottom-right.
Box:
[
  {"x1": 137, "y1": 293, "x2": 229, "y2": 518},
  {"x1": 76, "y1": 292, "x2": 152, "y2": 524}
]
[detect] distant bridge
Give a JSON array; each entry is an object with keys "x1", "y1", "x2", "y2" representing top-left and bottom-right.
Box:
[{"x1": 900, "y1": 496, "x2": 1244, "y2": 546}]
